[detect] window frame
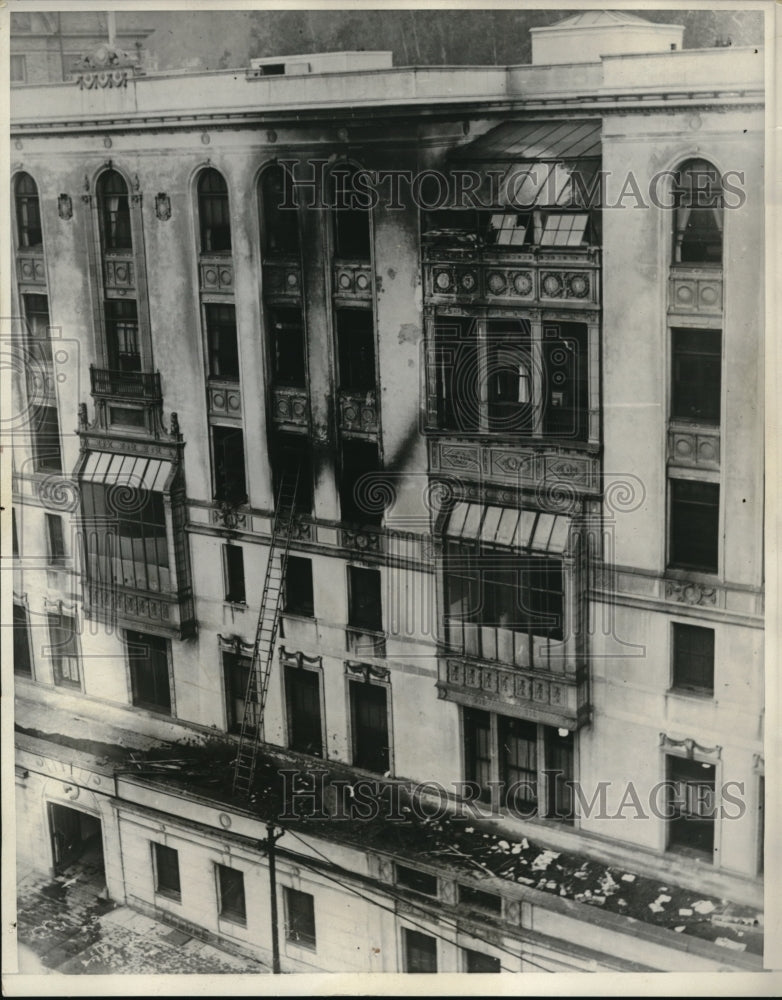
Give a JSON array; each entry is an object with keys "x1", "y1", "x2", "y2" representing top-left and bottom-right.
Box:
[
  {"x1": 672, "y1": 158, "x2": 723, "y2": 266},
  {"x1": 671, "y1": 622, "x2": 715, "y2": 695},
  {"x1": 283, "y1": 886, "x2": 317, "y2": 949},
  {"x1": 198, "y1": 168, "x2": 232, "y2": 254},
  {"x1": 31, "y1": 402, "x2": 63, "y2": 473},
  {"x1": 284, "y1": 663, "x2": 324, "y2": 757},
  {"x1": 125, "y1": 629, "x2": 173, "y2": 716},
  {"x1": 402, "y1": 927, "x2": 438, "y2": 974},
  {"x1": 668, "y1": 477, "x2": 720, "y2": 574},
  {"x1": 260, "y1": 164, "x2": 301, "y2": 258},
  {"x1": 215, "y1": 863, "x2": 247, "y2": 926},
  {"x1": 284, "y1": 555, "x2": 314, "y2": 618},
  {"x1": 47, "y1": 610, "x2": 81, "y2": 689},
  {"x1": 211, "y1": 425, "x2": 248, "y2": 505},
  {"x1": 97, "y1": 169, "x2": 133, "y2": 253},
  {"x1": 14, "y1": 172, "x2": 42, "y2": 248},
  {"x1": 45, "y1": 512, "x2": 66, "y2": 567},
  {"x1": 671, "y1": 327, "x2": 722, "y2": 426},
  {"x1": 223, "y1": 649, "x2": 256, "y2": 734},
  {"x1": 348, "y1": 677, "x2": 391, "y2": 775},
  {"x1": 330, "y1": 164, "x2": 372, "y2": 261},
  {"x1": 223, "y1": 543, "x2": 246, "y2": 605},
  {"x1": 152, "y1": 841, "x2": 182, "y2": 901},
  {"x1": 13, "y1": 601, "x2": 34, "y2": 678},
  {"x1": 204, "y1": 302, "x2": 240, "y2": 382}
]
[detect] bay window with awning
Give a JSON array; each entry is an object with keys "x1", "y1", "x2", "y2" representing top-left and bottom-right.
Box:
[{"x1": 77, "y1": 451, "x2": 195, "y2": 637}]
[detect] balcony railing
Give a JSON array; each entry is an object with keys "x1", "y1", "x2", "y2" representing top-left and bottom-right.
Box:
[
  {"x1": 84, "y1": 579, "x2": 196, "y2": 639},
  {"x1": 90, "y1": 366, "x2": 162, "y2": 401},
  {"x1": 423, "y1": 245, "x2": 600, "y2": 308}
]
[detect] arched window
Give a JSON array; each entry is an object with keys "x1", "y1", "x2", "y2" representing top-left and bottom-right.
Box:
[
  {"x1": 672, "y1": 159, "x2": 723, "y2": 265},
  {"x1": 97, "y1": 170, "x2": 132, "y2": 252},
  {"x1": 15, "y1": 172, "x2": 42, "y2": 249},
  {"x1": 261, "y1": 165, "x2": 299, "y2": 257},
  {"x1": 329, "y1": 164, "x2": 371, "y2": 260},
  {"x1": 198, "y1": 169, "x2": 231, "y2": 253}
]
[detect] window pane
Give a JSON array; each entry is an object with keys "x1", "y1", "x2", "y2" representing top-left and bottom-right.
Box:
[
  {"x1": 127, "y1": 630, "x2": 171, "y2": 714},
  {"x1": 668, "y1": 756, "x2": 716, "y2": 856},
  {"x1": 285, "y1": 667, "x2": 323, "y2": 757},
  {"x1": 284, "y1": 556, "x2": 314, "y2": 616},
  {"x1": 348, "y1": 566, "x2": 382, "y2": 631},
  {"x1": 434, "y1": 317, "x2": 479, "y2": 433},
  {"x1": 48, "y1": 613, "x2": 80, "y2": 687},
  {"x1": 403, "y1": 929, "x2": 437, "y2": 973},
  {"x1": 351, "y1": 682, "x2": 389, "y2": 773},
  {"x1": 269, "y1": 306, "x2": 306, "y2": 387},
  {"x1": 223, "y1": 652, "x2": 256, "y2": 733},
  {"x1": 673, "y1": 159, "x2": 723, "y2": 264},
  {"x1": 154, "y1": 842, "x2": 181, "y2": 897},
  {"x1": 206, "y1": 303, "x2": 239, "y2": 380},
  {"x1": 672, "y1": 328, "x2": 721, "y2": 424},
  {"x1": 499, "y1": 715, "x2": 538, "y2": 811},
  {"x1": 13, "y1": 604, "x2": 33, "y2": 677},
  {"x1": 199, "y1": 169, "x2": 231, "y2": 252},
  {"x1": 464, "y1": 707, "x2": 492, "y2": 802},
  {"x1": 212, "y1": 426, "x2": 247, "y2": 504},
  {"x1": 673, "y1": 623, "x2": 714, "y2": 692},
  {"x1": 262, "y1": 167, "x2": 300, "y2": 256},
  {"x1": 670, "y1": 480, "x2": 719, "y2": 573},
  {"x1": 284, "y1": 887, "x2": 316, "y2": 946},
  {"x1": 217, "y1": 864, "x2": 246, "y2": 923}
]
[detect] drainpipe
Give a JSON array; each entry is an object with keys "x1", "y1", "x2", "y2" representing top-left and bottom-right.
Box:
[{"x1": 262, "y1": 821, "x2": 284, "y2": 974}]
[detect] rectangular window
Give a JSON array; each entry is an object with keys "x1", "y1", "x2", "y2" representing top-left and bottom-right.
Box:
[
  {"x1": 545, "y1": 726, "x2": 575, "y2": 821},
  {"x1": 396, "y1": 865, "x2": 438, "y2": 897},
  {"x1": 542, "y1": 323, "x2": 588, "y2": 442},
  {"x1": 32, "y1": 403, "x2": 63, "y2": 473},
  {"x1": 434, "y1": 316, "x2": 479, "y2": 433},
  {"x1": 464, "y1": 949, "x2": 501, "y2": 973},
  {"x1": 332, "y1": 171, "x2": 371, "y2": 260},
  {"x1": 672, "y1": 623, "x2": 715, "y2": 693},
  {"x1": 284, "y1": 556, "x2": 314, "y2": 617},
  {"x1": 269, "y1": 306, "x2": 306, "y2": 387},
  {"x1": 104, "y1": 299, "x2": 140, "y2": 373},
  {"x1": 498, "y1": 716, "x2": 538, "y2": 811},
  {"x1": 126, "y1": 630, "x2": 171, "y2": 715},
  {"x1": 336, "y1": 309, "x2": 376, "y2": 392},
  {"x1": 12, "y1": 508, "x2": 19, "y2": 558},
  {"x1": 216, "y1": 864, "x2": 246, "y2": 924},
  {"x1": 205, "y1": 303, "x2": 239, "y2": 381},
  {"x1": 403, "y1": 928, "x2": 437, "y2": 973},
  {"x1": 212, "y1": 426, "x2": 247, "y2": 504},
  {"x1": 272, "y1": 432, "x2": 312, "y2": 514},
  {"x1": 283, "y1": 887, "x2": 316, "y2": 948},
  {"x1": 669, "y1": 479, "x2": 719, "y2": 573},
  {"x1": 463, "y1": 707, "x2": 492, "y2": 802},
  {"x1": 223, "y1": 544, "x2": 246, "y2": 604},
  {"x1": 667, "y1": 756, "x2": 715, "y2": 858},
  {"x1": 23, "y1": 294, "x2": 52, "y2": 365},
  {"x1": 47, "y1": 611, "x2": 80, "y2": 688},
  {"x1": 340, "y1": 439, "x2": 383, "y2": 526},
  {"x1": 223, "y1": 651, "x2": 255, "y2": 733},
  {"x1": 350, "y1": 681, "x2": 389, "y2": 774},
  {"x1": 672, "y1": 328, "x2": 721, "y2": 425},
  {"x1": 45, "y1": 513, "x2": 66, "y2": 566},
  {"x1": 486, "y1": 212, "x2": 529, "y2": 246},
  {"x1": 458, "y1": 884, "x2": 502, "y2": 914},
  {"x1": 13, "y1": 603, "x2": 33, "y2": 677},
  {"x1": 539, "y1": 212, "x2": 589, "y2": 247},
  {"x1": 284, "y1": 666, "x2": 323, "y2": 757},
  {"x1": 153, "y1": 842, "x2": 181, "y2": 900},
  {"x1": 347, "y1": 564, "x2": 384, "y2": 655},
  {"x1": 10, "y1": 54, "x2": 27, "y2": 83}
]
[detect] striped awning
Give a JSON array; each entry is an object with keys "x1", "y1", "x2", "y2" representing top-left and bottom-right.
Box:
[
  {"x1": 80, "y1": 452, "x2": 172, "y2": 493},
  {"x1": 445, "y1": 502, "x2": 570, "y2": 554}
]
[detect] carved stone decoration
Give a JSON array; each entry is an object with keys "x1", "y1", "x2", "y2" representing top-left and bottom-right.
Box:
[
  {"x1": 58, "y1": 194, "x2": 73, "y2": 220},
  {"x1": 665, "y1": 580, "x2": 718, "y2": 606},
  {"x1": 339, "y1": 527, "x2": 384, "y2": 554},
  {"x1": 346, "y1": 661, "x2": 390, "y2": 683},
  {"x1": 659, "y1": 732, "x2": 722, "y2": 761},
  {"x1": 212, "y1": 503, "x2": 247, "y2": 531},
  {"x1": 131, "y1": 174, "x2": 142, "y2": 206},
  {"x1": 73, "y1": 43, "x2": 144, "y2": 90},
  {"x1": 279, "y1": 647, "x2": 322, "y2": 670},
  {"x1": 154, "y1": 192, "x2": 171, "y2": 221}
]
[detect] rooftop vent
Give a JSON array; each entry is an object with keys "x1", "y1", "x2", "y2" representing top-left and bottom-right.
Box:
[{"x1": 248, "y1": 51, "x2": 393, "y2": 79}]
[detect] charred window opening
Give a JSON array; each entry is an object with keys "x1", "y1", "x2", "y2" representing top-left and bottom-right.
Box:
[
  {"x1": 98, "y1": 169, "x2": 132, "y2": 252},
  {"x1": 105, "y1": 299, "x2": 140, "y2": 373},
  {"x1": 284, "y1": 887, "x2": 317, "y2": 947},
  {"x1": 284, "y1": 556, "x2": 314, "y2": 617},
  {"x1": 153, "y1": 843, "x2": 181, "y2": 899},
  {"x1": 32, "y1": 403, "x2": 63, "y2": 473},
  {"x1": 542, "y1": 322, "x2": 588, "y2": 442},
  {"x1": 198, "y1": 168, "x2": 232, "y2": 254},
  {"x1": 212, "y1": 426, "x2": 247, "y2": 505},
  {"x1": 669, "y1": 479, "x2": 719, "y2": 573},
  {"x1": 223, "y1": 650, "x2": 254, "y2": 733},
  {"x1": 331, "y1": 166, "x2": 371, "y2": 260},
  {"x1": 216, "y1": 864, "x2": 246, "y2": 924},
  {"x1": 23, "y1": 294, "x2": 52, "y2": 365},
  {"x1": 223, "y1": 543, "x2": 246, "y2": 604},
  {"x1": 205, "y1": 303, "x2": 239, "y2": 381},
  {"x1": 672, "y1": 328, "x2": 721, "y2": 425},
  {"x1": 667, "y1": 756, "x2": 716, "y2": 858},
  {"x1": 46, "y1": 512, "x2": 66, "y2": 566},
  {"x1": 434, "y1": 316, "x2": 479, "y2": 433},
  {"x1": 126, "y1": 629, "x2": 171, "y2": 715},
  {"x1": 336, "y1": 308, "x2": 376, "y2": 392},
  {"x1": 15, "y1": 172, "x2": 43, "y2": 249},
  {"x1": 350, "y1": 680, "x2": 389, "y2": 774},
  {"x1": 486, "y1": 319, "x2": 533, "y2": 434},
  {"x1": 347, "y1": 565, "x2": 384, "y2": 656},
  {"x1": 673, "y1": 159, "x2": 723, "y2": 265},
  {"x1": 272, "y1": 431, "x2": 312, "y2": 513},
  {"x1": 284, "y1": 667, "x2": 322, "y2": 757},
  {"x1": 13, "y1": 603, "x2": 33, "y2": 677},
  {"x1": 340, "y1": 439, "x2": 383, "y2": 526},
  {"x1": 261, "y1": 165, "x2": 300, "y2": 257},
  {"x1": 403, "y1": 929, "x2": 437, "y2": 973},
  {"x1": 269, "y1": 306, "x2": 307, "y2": 387}
]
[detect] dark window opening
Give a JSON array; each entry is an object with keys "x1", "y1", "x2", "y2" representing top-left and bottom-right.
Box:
[
  {"x1": 205, "y1": 303, "x2": 239, "y2": 381},
  {"x1": 499, "y1": 715, "x2": 538, "y2": 811},
  {"x1": 464, "y1": 949, "x2": 501, "y2": 973},
  {"x1": 98, "y1": 169, "x2": 132, "y2": 252},
  {"x1": 46, "y1": 512, "x2": 66, "y2": 566},
  {"x1": 216, "y1": 864, "x2": 246, "y2": 924},
  {"x1": 396, "y1": 865, "x2": 438, "y2": 897},
  {"x1": 336, "y1": 309, "x2": 376, "y2": 392},
  {"x1": 272, "y1": 431, "x2": 312, "y2": 514},
  {"x1": 126, "y1": 630, "x2": 171, "y2": 714},
  {"x1": 672, "y1": 328, "x2": 721, "y2": 425},
  {"x1": 23, "y1": 294, "x2": 52, "y2": 365},
  {"x1": 673, "y1": 159, "x2": 723, "y2": 265},
  {"x1": 259, "y1": 62, "x2": 286, "y2": 76},
  {"x1": 331, "y1": 167, "x2": 371, "y2": 260},
  {"x1": 284, "y1": 887, "x2": 316, "y2": 947},
  {"x1": 542, "y1": 323, "x2": 588, "y2": 442},
  {"x1": 105, "y1": 299, "x2": 141, "y2": 373},
  {"x1": 13, "y1": 603, "x2": 33, "y2": 677},
  {"x1": 285, "y1": 666, "x2": 323, "y2": 757},
  {"x1": 32, "y1": 403, "x2": 63, "y2": 473},
  {"x1": 463, "y1": 707, "x2": 492, "y2": 804},
  {"x1": 403, "y1": 928, "x2": 437, "y2": 973},
  {"x1": 47, "y1": 611, "x2": 80, "y2": 688},
  {"x1": 667, "y1": 756, "x2": 715, "y2": 858},
  {"x1": 12, "y1": 508, "x2": 19, "y2": 558},
  {"x1": 545, "y1": 726, "x2": 575, "y2": 821},
  {"x1": 486, "y1": 319, "x2": 533, "y2": 434},
  {"x1": 340, "y1": 439, "x2": 384, "y2": 526},
  {"x1": 153, "y1": 842, "x2": 181, "y2": 899},
  {"x1": 284, "y1": 556, "x2": 314, "y2": 617},
  {"x1": 198, "y1": 169, "x2": 232, "y2": 253},
  {"x1": 458, "y1": 884, "x2": 502, "y2": 914},
  {"x1": 15, "y1": 172, "x2": 43, "y2": 248},
  {"x1": 350, "y1": 681, "x2": 389, "y2": 774},
  {"x1": 223, "y1": 544, "x2": 246, "y2": 604},
  {"x1": 669, "y1": 479, "x2": 719, "y2": 573},
  {"x1": 212, "y1": 426, "x2": 247, "y2": 504},
  {"x1": 347, "y1": 564, "x2": 384, "y2": 656},
  {"x1": 269, "y1": 306, "x2": 306, "y2": 387},
  {"x1": 261, "y1": 166, "x2": 300, "y2": 256},
  {"x1": 223, "y1": 651, "x2": 255, "y2": 734},
  {"x1": 434, "y1": 316, "x2": 479, "y2": 433},
  {"x1": 672, "y1": 623, "x2": 714, "y2": 694}
]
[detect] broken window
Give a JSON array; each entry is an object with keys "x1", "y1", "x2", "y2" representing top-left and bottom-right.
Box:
[
  {"x1": 350, "y1": 681, "x2": 389, "y2": 774},
  {"x1": 261, "y1": 165, "x2": 300, "y2": 257},
  {"x1": 98, "y1": 169, "x2": 132, "y2": 252},
  {"x1": 485, "y1": 211, "x2": 529, "y2": 246},
  {"x1": 330, "y1": 165, "x2": 371, "y2": 260},
  {"x1": 284, "y1": 887, "x2": 316, "y2": 947},
  {"x1": 223, "y1": 650, "x2": 255, "y2": 733},
  {"x1": 223, "y1": 543, "x2": 246, "y2": 604},
  {"x1": 205, "y1": 303, "x2": 240, "y2": 381},
  {"x1": 284, "y1": 666, "x2": 322, "y2": 757},
  {"x1": 672, "y1": 159, "x2": 723, "y2": 265},
  {"x1": 104, "y1": 299, "x2": 140, "y2": 373},
  {"x1": 672, "y1": 623, "x2": 714, "y2": 694},
  {"x1": 216, "y1": 864, "x2": 246, "y2": 924},
  {"x1": 47, "y1": 611, "x2": 80, "y2": 688},
  {"x1": 669, "y1": 479, "x2": 719, "y2": 573},
  {"x1": 31, "y1": 403, "x2": 63, "y2": 473},
  {"x1": 458, "y1": 884, "x2": 502, "y2": 915},
  {"x1": 212, "y1": 426, "x2": 247, "y2": 505},
  {"x1": 284, "y1": 556, "x2": 314, "y2": 617},
  {"x1": 126, "y1": 630, "x2": 172, "y2": 715},
  {"x1": 671, "y1": 328, "x2": 721, "y2": 425},
  {"x1": 198, "y1": 168, "x2": 232, "y2": 254},
  {"x1": 269, "y1": 306, "x2": 306, "y2": 387},
  {"x1": 667, "y1": 756, "x2": 715, "y2": 858},
  {"x1": 403, "y1": 929, "x2": 437, "y2": 973},
  {"x1": 396, "y1": 865, "x2": 438, "y2": 897},
  {"x1": 336, "y1": 308, "x2": 376, "y2": 392},
  {"x1": 340, "y1": 439, "x2": 384, "y2": 526},
  {"x1": 153, "y1": 842, "x2": 181, "y2": 899},
  {"x1": 15, "y1": 172, "x2": 42, "y2": 247},
  {"x1": 13, "y1": 603, "x2": 33, "y2": 677},
  {"x1": 272, "y1": 431, "x2": 312, "y2": 513}
]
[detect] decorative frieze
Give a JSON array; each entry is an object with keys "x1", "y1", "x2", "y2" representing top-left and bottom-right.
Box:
[
  {"x1": 16, "y1": 251, "x2": 46, "y2": 286},
  {"x1": 665, "y1": 579, "x2": 719, "y2": 607},
  {"x1": 668, "y1": 426, "x2": 720, "y2": 470},
  {"x1": 339, "y1": 526, "x2": 387, "y2": 554},
  {"x1": 346, "y1": 661, "x2": 390, "y2": 683},
  {"x1": 271, "y1": 385, "x2": 309, "y2": 428},
  {"x1": 103, "y1": 255, "x2": 136, "y2": 294},
  {"x1": 338, "y1": 389, "x2": 379, "y2": 435},
  {"x1": 263, "y1": 260, "x2": 302, "y2": 298},
  {"x1": 199, "y1": 256, "x2": 234, "y2": 294},
  {"x1": 207, "y1": 380, "x2": 242, "y2": 420},
  {"x1": 84, "y1": 580, "x2": 195, "y2": 639},
  {"x1": 659, "y1": 732, "x2": 722, "y2": 761},
  {"x1": 333, "y1": 262, "x2": 373, "y2": 299},
  {"x1": 668, "y1": 267, "x2": 723, "y2": 315}
]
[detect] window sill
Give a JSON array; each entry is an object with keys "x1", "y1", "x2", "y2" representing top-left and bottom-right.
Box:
[
  {"x1": 224, "y1": 600, "x2": 247, "y2": 611},
  {"x1": 668, "y1": 686, "x2": 714, "y2": 701},
  {"x1": 155, "y1": 889, "x2": 182, "y2": 904},
  {"x1": 665, "y1": 566, "x2": 720, "y2": 583},
  {"x1": 219, "y1": 914, "x2": 247, "y2": 929},
  {"x1": 285, "y1": 935, "x2": 317, "y2": 951}
]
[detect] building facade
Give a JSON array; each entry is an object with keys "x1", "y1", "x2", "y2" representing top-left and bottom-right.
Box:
[{"x1": 9, "y1": 11, "x2": 765, "y2": 974}]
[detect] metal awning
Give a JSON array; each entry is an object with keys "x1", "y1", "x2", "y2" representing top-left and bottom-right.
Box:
[
  {"x1": 445, "y1": 501, "x2": 571, "y2": 554},
  {"x1": 80, "y1": 452, "x2": 173, "y2": 493},
  {"x1": 448, "y1": 119, "x2": 602, "y2": 209}
]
